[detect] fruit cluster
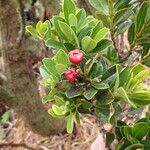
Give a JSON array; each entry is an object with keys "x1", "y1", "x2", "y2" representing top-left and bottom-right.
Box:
[{"x1": 64, "y1": 49, "x2": 83, "y2": 81}]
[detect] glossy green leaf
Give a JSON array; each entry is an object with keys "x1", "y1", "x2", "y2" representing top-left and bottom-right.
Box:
[
  {"x1": 132, "y1": 122, "x2": 149, "y2": 139},
  {"x1": 141, "y1": 140, "x2": 150, "y2": 150},
  {"x1": 42, "y1": 88, "x2": 57, "y2": 103},
  {"x1": 63, "y1": 0, "x2": 76, "y2": 22},
  {"x1": 95, "y1": 90, "x2": 114, "y2": 105},
  {"x1": 69, "y1": 14, "x2": 77, "y2": 27},
  {"x1": 26, "y1": 25, "x2": 39, "y2": 37},
  {"x1": 67, "y1": 112, "x2": 74, "y2": 134},
  {"x1": 83, "y1": 87, "x2": 98, "y2": 100},
  {"x1": 55, "y1": 64, "x2": 66, "y2": 75},
  {"x1": 113, "y1": 8, "x2": 132, "y2": 26},
  {"x1": 136, "y1": 2, "x2": 149, "y2": 33},
  {"x1": 42, "y1": 58, "x2": 59, "y2": 79},
  {"x1": 128, "y1": 23, "x2": 135, "y2": 45},
  {"x1": 116, "y1": 21, "x2": 132, "y2": 36},
  {"x1": 88, "y1": 0, "x2": 109, "y2": 15},
  {"x1": 66, "y1": 87, "x2": 83, "y2": 98},
  {"x1": 54, "y1": 49, "x2": 70, "y2": 67},
  {"x1": 93, "y1": 27, "x2": 109, "y2": 43},
  {"x1": 96, "y1": 12, "x2": 110, "y2": 28},
  {"x1": 90, "y1": 39, "x2": 112, "y2": 53},
  {"x1": 129, "y1": 90, "x2": 150, "y2": 106},
  {"x1": 124, "y1": 144, "x2": 144, "y2": 150},
  {"x1": 92, "y1": 82, "x2": 109, "y2": 90},
  {"x1": 58, "y1": 21, "x2": 79, "y2": 47},
  {"x1": 52, "y1": 16, "x2": 68, "y2": 41},
  {"x1": 45, "y1": 38, "x2": 63, "y2": 49},
  {"x1": 54, "y1": 95, "x2": 65, "y2": 106},
  {"x1": 52, "y1": 105, "x2": 66, "y2": 116},
  {"x1": 115, "y1": 87, "x2": 137, "y2": 108},
  {"x1": 48, "y1": 109, "x2": 59, "y2": 118},
  {"x1": 90, "y1": 21, "x2": 103, "y2": 38},
  {"x1": 81, "y1": 36, "x2": 97, "y2": 52},
  {"x1": 106, "y1": 132, "x2": 115, "y2": 147}
]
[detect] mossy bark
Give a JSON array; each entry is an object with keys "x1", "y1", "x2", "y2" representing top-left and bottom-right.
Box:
[{"x1": 0, "y1": 0, "x2": 65, "y2": 136}]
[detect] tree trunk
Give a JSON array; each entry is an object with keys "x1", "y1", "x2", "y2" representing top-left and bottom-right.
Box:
[{"x1": 0, "y1": 0, "x2": 65, "y2": 136}]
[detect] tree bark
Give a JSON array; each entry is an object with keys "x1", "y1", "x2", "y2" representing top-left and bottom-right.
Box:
[{"x1": 0, "y1": 0, "x2": 65, "y2": 136}]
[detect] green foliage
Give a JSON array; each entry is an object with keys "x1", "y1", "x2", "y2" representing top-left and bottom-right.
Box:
[
  {"x1": 114, "y1": 119, "x2": 150, "y2": 149},
  {"x1": 26, "y1": 0, "x2": 150, "y2": 139}
]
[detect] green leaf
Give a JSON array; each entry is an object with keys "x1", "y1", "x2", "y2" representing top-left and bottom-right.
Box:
[
  {"x1": 48, "y1": 109, "x2": 59, "y2": 118},
  {"x1": 67, "y1": 112, "x2": 74, "y2": 134},
  {"x1": 101, "y1": 65, "x2": 116, "y2": 81},
  {"x1": 76, "y1": 9, "x2": 86, "y2": 28},
  {"x1": 130, "y1": 69, "x2": 150, "y2": 88},
  {"x1": 106, "y1": 132, "x2": 115, "y2": 147},
  {"x1": 78, "y1": 100, "x2": 92, "y2": 113},
  {"x1": 58, "y1": 21, "x2": 79, "y2": 48},
  {"x1": 63, "y1": 0, "x2": 76, "y2": 22},
  {"x1": 92, "y1": 82, "x2": 109, "y2": 90},
  {"x1": 96, "y1": 12, "x2": 110, "y2": 28},
  {"x1": 52, "y1": 105, "x2": 66, "y2": 116},
  {"x1": 37, "y1": 22, "x2": 48, "y2": 37},
  {"x1": 88, "y1": 0, "x2": 109, "y2": 15},
  {"x1": 69, "y1": 14, "x2": 77, "y2": 27},
  {"x1": 42, "y1": 58, "x2": 59, "y2": 80},
  {"x1": 115, "y1": 87, "x2": 137, "y2": 108},
  {"x1": 26, "y1": 25, "x2": 39, "y2": 37},
  {"x1": 113, "y1": 8, "x2": 132, "y2": 26},
  {"x1": 39, "y1": 65, "x2": 50, "y2": 79},
  {"x1": 81, "y1": 36, "x2": 97, "y2": 52},
  {"x1": 128, "y1": 90, "x2": 150, "y2": 106},
  {"x1": 42, "y1": 88, "x2": 57, "y2": 103},
  {"x1": 124, "y1": 144, "x2": 144, "y2": 150},
  {"x1": 119, "y1": 67, "x2": 131, "y2": 87},
  {"x1": 95, "y1": 90, "x2": 114, "y2": 105},
  {"x1": 91, "y1": 39, "x2": 112, "y2": 53},
  {"x1": 90, "y1": 21, "x2": 103, "y2": 38},
  {"x1": 66, "y1": 87, "x2": 83, "y2": 98},
  {"x1": 64, "y1": 43, "x2": 75, "y2": 51},
  {"x1": 54, "y1": 49, "x2": 70, "y2": 67},
  {"x1": 114, "y1": 0, "x2": 131, "y2": 11},
  {"x1": 141, "y1": 140, "x2": 150, "y2": 150},
  {"x1": 1, "y1": 112, "x2": 9, "y2": 124},
  {"x1": 75, "y1": 111, "x2": 80, "y2": 124},
  {"x1": 45, "y1": 38, "x2": 63, "y2": 49},
  {"x1": 52, "y1": 16, "x2": 68, "y2": 41},
  {"x1": 78, "y1": 26, "x2": 92, "y2": 42},
  {"x1": 130, "y1": 63, "x2": 145, "y2": 77},
  {"x1": 83, "y1": 87, "x2": 98, "y2": 100},
  {"x1": 55, "y1": 64, "x2": 66, "y2": 75},
  {"x1": 136, "y1": 2, "x2": 149, "y2": 33},
  {"x1": 132, "y1": 122, "x2": 149, "y2": 140},
  {"x1": 128, "y1": 23, "x2": 135, "y2": 45},
  {"x1": 122, "y1": 126, "x2": 132, "y2": 140},
  {"x1": 54, "y1": 95, "x2": 65, "y2": 105},
  {"x1": 116, "y1": 21, "x2": 132, "y2": 36},
  {"x1": 93, "y1": 27, "x2": 109, "y2": 43}
]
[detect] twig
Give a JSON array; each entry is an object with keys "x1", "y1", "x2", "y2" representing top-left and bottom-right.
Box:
[{"x1": 0, "y1": 142, "x2": 37, "y2": 150}]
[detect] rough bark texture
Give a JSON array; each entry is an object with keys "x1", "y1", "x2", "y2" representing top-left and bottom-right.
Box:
[
  {"x1": 77, "y1": 0, "x2": 95, "y2": 15},
  {"x1": 0, "y1": 0, "x2": 65, "y2": 136}
]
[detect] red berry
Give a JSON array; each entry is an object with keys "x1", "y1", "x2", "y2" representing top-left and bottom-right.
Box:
[
  {"x1": 64, "y1": 69, "x2": 77, "y2": 81},
  {"x1": 68, "y1": 49, "x2": 84, "y2": 64}
]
